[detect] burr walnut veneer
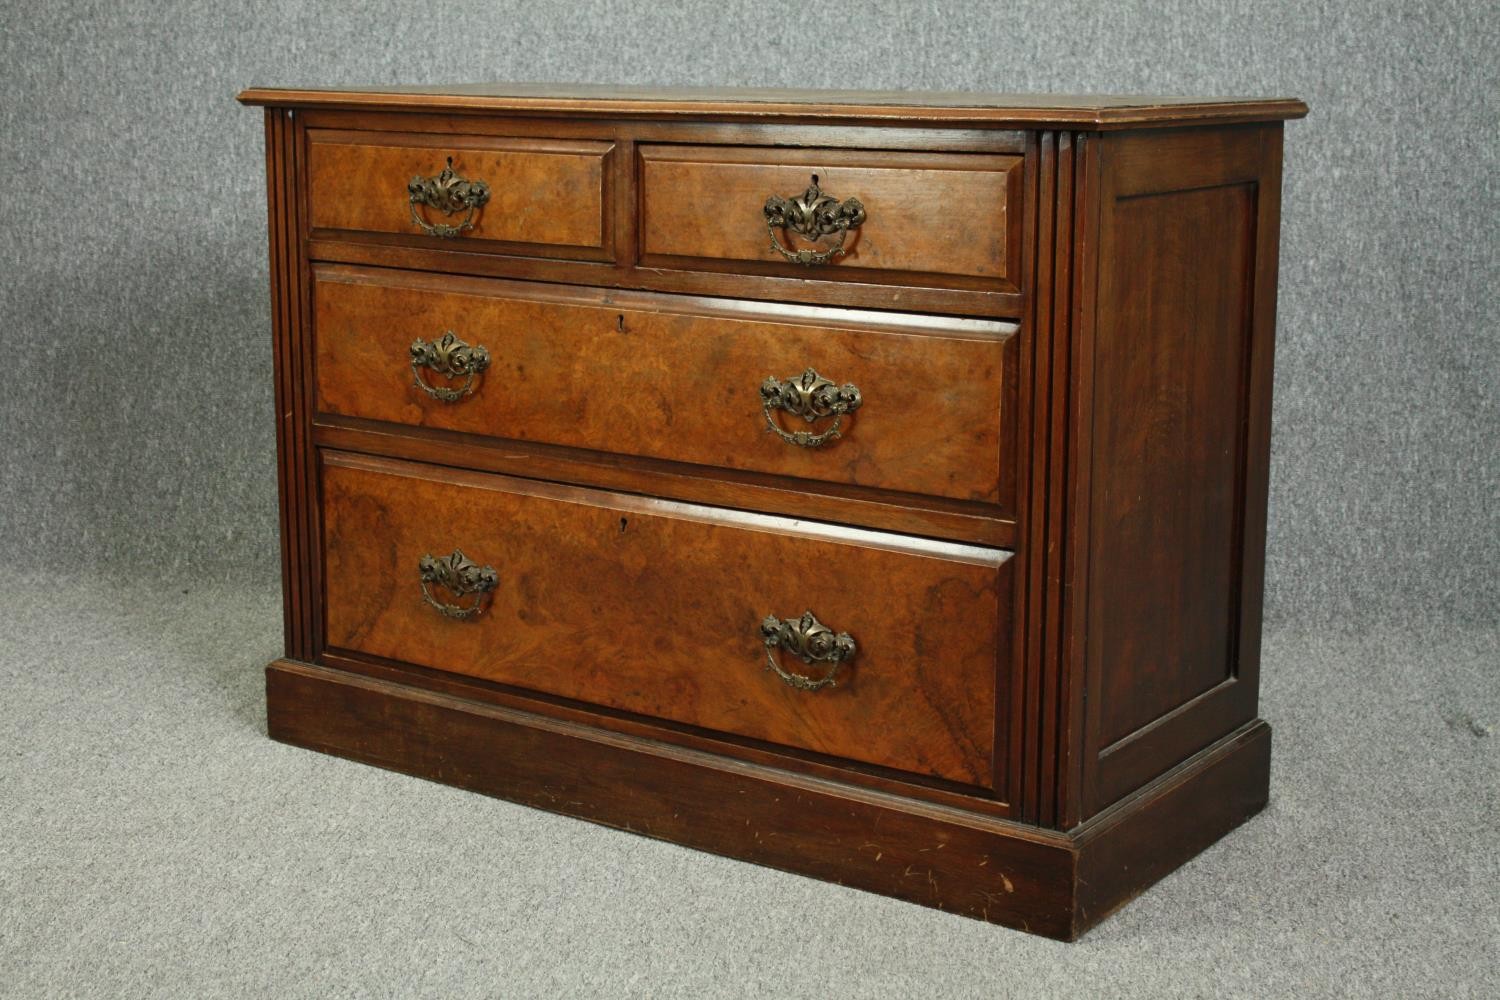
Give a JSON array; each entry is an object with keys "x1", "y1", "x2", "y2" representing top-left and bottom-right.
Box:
[{"x1": 240, "y1": 84, "x2": 1305, "y2": 939}]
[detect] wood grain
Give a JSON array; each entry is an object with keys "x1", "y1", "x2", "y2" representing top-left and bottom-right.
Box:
[
  {"x1": 321, "y1": 452, "x2": 1010, "y2": 788},
  {"x1": 1092, "y1": 182, "x2": 1250, "y2": 745},
  {"x1": 313, "y1": 264, "x2": 1015, "y2": 505},
  {"x1": 305, "y1": 129, "x2": 612, "y2": 254},
  {"x1": 1081, "y1": 125, "x2": 1278, "y2": 813},
  {"x1": 639, "y1": 145, "x2": 1021, "y2": 288}
]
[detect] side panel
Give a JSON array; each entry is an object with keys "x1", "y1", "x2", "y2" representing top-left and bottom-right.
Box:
[{"x1": 1080, "y1": 125, "x2": 1284, "y2": 815}]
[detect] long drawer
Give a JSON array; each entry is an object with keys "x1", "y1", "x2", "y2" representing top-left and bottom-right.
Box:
[
  {"x1": 314, "y1": 265, "x2": 1016, "y2": 506},
  {"x1": 321, "y1": 452, "x2": 1010, "y2": 788}
]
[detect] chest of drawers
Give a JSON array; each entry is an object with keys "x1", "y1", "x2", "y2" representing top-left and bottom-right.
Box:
[{"x1": 239, "y1": 84, "x2": 1305, "y2": 939}]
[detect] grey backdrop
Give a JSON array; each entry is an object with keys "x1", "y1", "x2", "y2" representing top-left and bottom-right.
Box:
[{"x1": 1, "y1": 0, "x2": 1496, "y2": 627}]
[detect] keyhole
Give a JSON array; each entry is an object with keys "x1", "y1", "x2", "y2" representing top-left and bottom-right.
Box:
[
  {"x1": 619, "y1": 516, "x2": 629, "y2": 533},
  {"x1": 616, "y1": 314, "x2": 626, "y2": 334},
  {"x1": 811, "y1": 173, "x2": 819, "y2": 185}
]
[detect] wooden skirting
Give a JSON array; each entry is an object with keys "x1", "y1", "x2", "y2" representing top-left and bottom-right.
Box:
[{"x1": 266, "y1": 658, "x2": 1270, "y2": 940}]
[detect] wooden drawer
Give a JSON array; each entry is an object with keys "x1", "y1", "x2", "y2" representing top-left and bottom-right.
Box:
[
  {"x1": 639, "y1": 145, "x2": 1023, "y2": 290},
  {"x1": 314, "y1": 265, "x2": 1016, "y2": 506},
  {"x1": 305, "y1": 128, "x2": 614, "y2": 259},
  {"x1": 322, "y1": 452, "x2": 1009, "y2": 787}
]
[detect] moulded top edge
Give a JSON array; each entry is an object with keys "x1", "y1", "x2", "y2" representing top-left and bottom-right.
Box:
[{"x1": 236, "y1": 83, "x2": 1309, "y2": 129}]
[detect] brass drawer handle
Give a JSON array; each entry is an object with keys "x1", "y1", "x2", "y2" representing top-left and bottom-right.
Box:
[
  {"x1": 410, "y1": 331, "x2": 491, "y2": 402},
  {"x1": 408, "y1": 157, "x2": 491, "y2": 238},
  {"x1": 760, "y1": 368, "x2": 863, "y2": 448},
  {"x1": 763, "y1": 174, "x2": 865, "y2": 266},
  {"x1": 760, "y1": 611, "x2": 855, "y2": 691},
  {"x1": 418, "y1": 549, "x2": 498, "y2": 619}
]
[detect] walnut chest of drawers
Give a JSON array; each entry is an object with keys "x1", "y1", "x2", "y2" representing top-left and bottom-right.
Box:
[{"x1": 239, "y1": 84, "x2": 1306, "y2": 939}]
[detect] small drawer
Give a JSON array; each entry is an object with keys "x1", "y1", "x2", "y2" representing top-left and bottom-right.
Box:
[
  {"x1": 321, "y1": 453, "x2": 1010, "y2": 788},
  {"x1": 638, "y1": 145, "x2": 1023, "y2": 290},
  {"x1": 313, "y1": 265, "x2": 1016, "y2": 507},
  {"x1": 304, "y1": 128, "x2": 614, "y2": 259}
]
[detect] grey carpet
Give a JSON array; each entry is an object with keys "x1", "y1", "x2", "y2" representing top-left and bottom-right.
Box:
[{"x1": 1, "y1": 576, "x2": 1494, "y2": 998}]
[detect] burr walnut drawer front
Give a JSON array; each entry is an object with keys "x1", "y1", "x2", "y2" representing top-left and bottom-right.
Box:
[
  {"x1": 304, "y1": 128, "x2": 614, "y2": 259},
  {"x1": 321, "y1": 453, "x2": 1010, "y2": 787},
  {"x1": 638, "y1": 145, "x2": 1024, "y2": 290},
  {"x1": 313, "y1": 264, "x2": 1016, "y2": 506}
]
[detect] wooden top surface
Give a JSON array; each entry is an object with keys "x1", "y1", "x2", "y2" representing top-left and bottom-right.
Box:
[{"x1": 237, "y1": 83, "x2": 1307, "y2": 129}]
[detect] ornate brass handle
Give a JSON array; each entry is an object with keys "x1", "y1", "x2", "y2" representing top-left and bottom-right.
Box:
[
  {"x1": 418, "y1": 549, "x2": 499, "y2": 619},
  {"x1": 760, "y1": 368, "x2": 863, "y2": 448},
  {"x1": 760, "y1": 611, "x2": 856, "y2": 691},
  {"x1": 410, "y1": 331, "x2": 491, "y2": 403},
  {"x1": 408, "y1": 157, "x2": 491, "y2": 238},
  {"x1": 763, "y1": 174, "x2": 866, "y2": 266}
]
